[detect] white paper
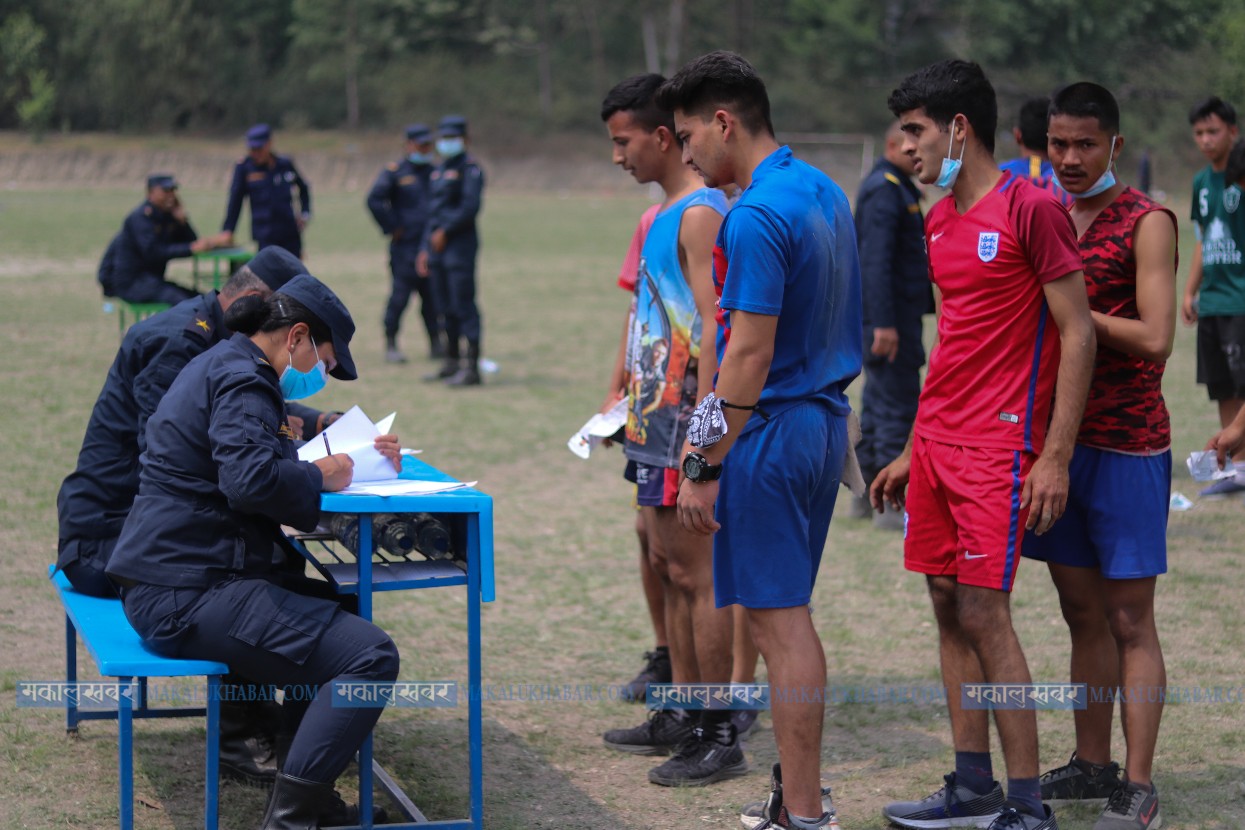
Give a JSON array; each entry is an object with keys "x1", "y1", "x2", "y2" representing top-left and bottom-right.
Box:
[
  {"x1": 339, "y1": 479, "x2": 477, "y2": 496},
  {"x1": 374, "y1": 412, "x2": 396, "y2": 435},
  {"x1": 1187, "y1": 450, "x2": 1237, "y2": 482},
  {"x1": 568, "y1": 399, "x2": 629, "y2": 460},
  {"x1": 297, "y1": 405, "x2": 399, "y2": 482}
]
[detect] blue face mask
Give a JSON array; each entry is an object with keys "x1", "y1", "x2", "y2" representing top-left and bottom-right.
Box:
[
  {"x1": 436, "y1": 137, "x2": 464, "y2": 158},
  {"x1": 408, "y1": 151, "x2": 433, "y2": 165},
  {"x1": 1053, "y1": 135, "x2": 1119, "y2": 199},
  {"x1": 279, "y1": 335, "x2": 328, "y2": 400},
  {"x1": 935, "y1": 122, "x2": 967, "y2": 189}
]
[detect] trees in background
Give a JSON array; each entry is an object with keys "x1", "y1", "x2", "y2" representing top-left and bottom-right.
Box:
[{"x1": 4, "y1": 0, "x2": 1244, "y2": 165}]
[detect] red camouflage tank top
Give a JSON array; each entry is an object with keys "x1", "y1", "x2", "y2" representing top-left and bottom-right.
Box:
[{"x1": 1077, "y1": 187, "x2": 1177, "y2": 453}]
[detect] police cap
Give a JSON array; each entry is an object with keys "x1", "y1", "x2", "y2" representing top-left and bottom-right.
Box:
[
  {"x1": 146, "y1": 173, "x2": 178, "y2": 190},
  {"x1": 246, "y1": 123, "x2": 272, "y2": 148},
  {"x1": 438, "y1": 115, "x2": 467, "y2": 137},
  {"x1": 246, "y1": 247, "x2": 306, "y2": 292},
  {"x1": 405, "y1": 123, "x2": 432, "y2": 143},
  {"x1": 275, "y1": 275, "x2": 358, "y2": 381}
]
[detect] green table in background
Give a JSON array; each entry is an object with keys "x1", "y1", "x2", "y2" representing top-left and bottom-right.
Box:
[{"x1": 192, "y1": 247, "x2": 254, "y2": 292}]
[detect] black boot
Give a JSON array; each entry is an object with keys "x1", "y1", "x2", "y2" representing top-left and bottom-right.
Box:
[
  {"x1": 428, "y1": 331, "x2": 446, "y2": 359},
  {"x1": 259, "y1": 773, "x2": 333, "y2": 830},
  {"x1": 384, "y1": 335, "x2": 407, "y2": 364},
  {"x1": 446, "y1": 340, "x2": 482, "y2": 387},
  {"x1": 424, "y1": 339, "x2": 460, "y2": 381},
  {"x1": 219, "y1": 699, "x2": 279, "y2": 787},
  {"x1": 273, "y1": 732, "x2": 388, "y2": 827}
]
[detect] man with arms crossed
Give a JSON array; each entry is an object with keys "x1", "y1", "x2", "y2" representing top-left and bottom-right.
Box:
[
  {"x1": 1025, "y1": 82, "x2": 1175, "y2": 830},
  {"x1": 596, "y1": 73, "x2": 739, "y2": 787},
  {"x1": 873, "y1": 59, "x2": 1095, "y2": 830},
  {"x1": 1182, "y1": 97, "x2": 1245, "y2": 495},
  {"x1": 663, "y1": 51, "x2": 861, "y2": 828}
]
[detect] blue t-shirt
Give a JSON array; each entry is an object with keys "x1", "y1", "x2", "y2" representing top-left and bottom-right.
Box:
[
  {"x1": 999, "y1": 155, "x2": 1072, "y2": 206},
  {"x1": 713, "y1": 146, "x2": 862, "y2": 428}
]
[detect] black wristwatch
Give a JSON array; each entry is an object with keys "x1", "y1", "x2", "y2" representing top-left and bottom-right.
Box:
[{"x1": 682, "y1": 452, "x2": 723, "y2": 483}]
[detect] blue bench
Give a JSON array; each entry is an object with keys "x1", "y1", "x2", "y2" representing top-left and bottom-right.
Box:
[{"x1": 51, "y1": 567, "x2": 227, "y2": 830}]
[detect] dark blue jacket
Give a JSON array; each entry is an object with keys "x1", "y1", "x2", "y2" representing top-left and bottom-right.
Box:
[
  {"x1": 366, "y1": 158, "x2": 432, "y2": 247},
  {"x1": 853, "y1": 159, "x2": 932, "y2": 330},
  {"x1": 222, "y1": 155, "x2": 311, "y2": 246},
  {"x1": 423, "y1": 152, "x2": 484, "y2": 252},
  {"x1": 107, "y1": 200, "x2": 198, "y2": 295},
  {"x1": 106, "y1": 333, "x2": 324, "y2": 589},
  {"x1": 57, "y1": 293, "x2": 324, "y2": 552}
]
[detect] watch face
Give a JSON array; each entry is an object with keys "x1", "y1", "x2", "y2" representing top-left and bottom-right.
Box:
[{"x1": 684, "y1": 454, "x2": 704, "y2": 480}]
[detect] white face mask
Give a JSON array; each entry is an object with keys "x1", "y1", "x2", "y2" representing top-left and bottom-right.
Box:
[{"x1": 935, "y1": 121, "x2": 967, "y2": 189}]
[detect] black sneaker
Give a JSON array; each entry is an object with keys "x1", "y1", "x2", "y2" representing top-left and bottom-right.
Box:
[
  {"x1": 732, "y1": 708, "x2": 761, "y2": 741},
  {"x1": 1039, "y1": 753, "x2": 1122, "y2": 806},
  {"x1": 882, "y1": 772, "x2": 1005, "y2": 828},
  {"x1": 986, "y1": 804, "x2": 1058, "y2": 830},
  {"x1": 621, "y1": 647, "x2": 672, "y2": 702},
  {"x1": 647, "y1": 724, "x2": 749, "y2": 787},
  {"x1": 602, "y1": 708, "x2": 691, "y2": 756},
  {"x1": 1094, "y1": 781, "x2": 1161, "y2": 830}
]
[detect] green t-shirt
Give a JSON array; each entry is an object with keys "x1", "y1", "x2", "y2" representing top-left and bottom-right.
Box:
[{"x1": 1190, "y1": 166, "x2": 1245, "y2": 315}]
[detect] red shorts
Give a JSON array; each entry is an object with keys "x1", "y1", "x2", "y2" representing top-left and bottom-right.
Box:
[{"x1": 903, "y1": 435, "x2": 1036, "y2": 592}]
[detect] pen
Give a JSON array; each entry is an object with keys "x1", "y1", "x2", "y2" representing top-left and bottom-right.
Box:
[{"x1": 323, "y1": 433, "x2": 332, "y2": 456}]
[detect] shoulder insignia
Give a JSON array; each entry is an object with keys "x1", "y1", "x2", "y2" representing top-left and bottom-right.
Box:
[
  {"x1": 883, "y1": 172, "x2": 902, "y2": 186},
  {"x1": 444, "y1": 169, "x2": 460, "y2": 180},
  {"x1": 908, "y1": 203, "x2": 921, "y2": 214},
  {"x1": 386, "y1": 162, "x2": 399, "y2": 171},
  {"x1": 247, "y1": 171, "x2": 266, "y2": 182},
  {"x1": 398, "y1": 175, "x2": 417, "y2": 186},
  {"x1": 256, "y1": 356, "x2": 271, "y2": 367},
  {"x1": 186, "y1": 316, "x2": 212, "y2": 339},
  {"x1": 278, "y1": 421, "x2": 297, "y2": 440}
]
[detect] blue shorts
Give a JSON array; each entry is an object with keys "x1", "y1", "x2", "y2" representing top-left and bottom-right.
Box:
[
  {"x1": 624, "y1": 459, "x2": 680, "y2": 507},
  {"x1": 1023, "y1": 445, "x2": 1170, "y2": 579},
  {"x1": 713, "y1": 401, "x2": 846, "y2": 609}
]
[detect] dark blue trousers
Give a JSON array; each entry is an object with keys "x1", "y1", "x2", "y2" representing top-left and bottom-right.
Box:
[
  {"x1": 430, "y1": 234, "x2": 481, "y2": 347},
  {"x1": 383, "y1": 242, "x2": 440, "y2": 346},
  {"x1": 858, "y1": 319, "x2": 925, "y2": 480},
  {"x1": 121, "y1": 574, "x2": 399, "y2": 784}
]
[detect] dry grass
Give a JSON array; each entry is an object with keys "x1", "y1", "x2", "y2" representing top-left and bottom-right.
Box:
[{"x1": 0, "y1": 180, "x2": 1242, "y2": 829}]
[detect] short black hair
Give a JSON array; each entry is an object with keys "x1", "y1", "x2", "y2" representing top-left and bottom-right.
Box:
[
  {"x1": 224, "y1": 293, "x2": 333, "y2": 344},
  {"x1": 888, "y1": 59, "x2": 998, "y2": 154},
  {"x1": 220, "y1": 264, "x2": 270, "y2": 300},
  {"x1": 1049, "y1": 82, "x2": 1120, "y2": 134},
  {"x1": 600, "y1": 74, "x2": 673, "y2": 133},
  {"x1": 1227, "y1": 139, "x2": 1245, "y2": 186},
  {"x1": 656, "y1": 51, "x2": 774, "y2": 137},
  {"x1": 1189, "y1": 96, "x2": 1237, "y2": 126},
  {"x1": 1016, "y1": 97, "x2": 1051, "y2": 152}
]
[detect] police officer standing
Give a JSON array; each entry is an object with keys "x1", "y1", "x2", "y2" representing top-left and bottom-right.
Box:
[
  {"x1": 221, "y1": 124, "x2": 312, "y2": 258},
  {"x1": 853, "y1": 121, "x2": 933, "y2": 527},
  {"x1": 100, "y1": 173, "x2": 222, "y2": 304},
  {"x1": 418, "y1": 115, "x2": 486, "y2": 387},
  {"x1": 368, "y1": 123, "x2": 441, "y2": 363}
]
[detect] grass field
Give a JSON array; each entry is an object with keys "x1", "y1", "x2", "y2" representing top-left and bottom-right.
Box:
[{"x1": 1, "y1": 181, "x2": 1243, "y2": 829}]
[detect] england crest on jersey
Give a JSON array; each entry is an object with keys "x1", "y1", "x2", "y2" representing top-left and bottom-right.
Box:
[
  {"x1": 1225, "y1": 185, "x2": 1241, "y2": 214},
  {"x1": 978, "y1": 232, "x2": 1000, "y2": 262}
]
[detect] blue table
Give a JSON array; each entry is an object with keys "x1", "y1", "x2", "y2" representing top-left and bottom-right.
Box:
[{"x1": 297, "y1": 456, "x2": 493, "y2": 829}]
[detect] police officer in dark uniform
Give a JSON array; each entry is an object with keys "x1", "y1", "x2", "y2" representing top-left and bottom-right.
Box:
[
  {"x1": 418, "y1": 115, "x2": 486, "y2": 386},
  {"x1": 102, "y1": 173, "x2": 220, "y2": 304},
  {"x1": 367, "y1": 123, "x2": 441, "y2": 363},
  {"x1": 57, "y1": 247, "x2": 327, "y2": 786},
  {"x1": 853, "y1": 121, "x2": 933, "y2": 526},
  {"x1": 106, "y1": 276, "x2": 401, "y2": 829},
  {"x1": 221, "y1": 124, "x2": 312, "y2": 258}
]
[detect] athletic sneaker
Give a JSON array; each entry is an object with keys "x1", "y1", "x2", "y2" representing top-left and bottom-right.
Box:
[
  {"x1": 1039, "y1": 753, "x2": 1122, "y2": 806},
  {"x1": 985, "y1": 805, "x2": 1058, "y2": 830},
  {"x1": 621, "y1": 647, "x2": 672, "y2": 702},
  {"x1": 744, "y1": 763, "x2": 839, "y2": 829},
  {"x1": 741, "y1": 785, "x2": 839, "y2": 829},
  {"x1": 602, "y1": 708, "x2": 690, "y2": 756},
  {"x1": 1093, "y1": 781, "x2": 1161, "y2": 830},
  {"x1": 1197, "y1": 475, "x2": 1245, "y2": 497},
  {"x1": 647, "y1": 723, "x2": 749, "y2": 787},
  {"x1": 882, "y1": 772, "x2": 1006, "y2": 828}
]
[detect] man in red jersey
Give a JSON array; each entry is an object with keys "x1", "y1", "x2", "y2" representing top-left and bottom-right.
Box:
[
  {"x1": 872, "y1": 60, "x2": 1095, "y2": 830},
  {"x1": 1024, "y1": 82, "x2": 1175, "y2": 830}
]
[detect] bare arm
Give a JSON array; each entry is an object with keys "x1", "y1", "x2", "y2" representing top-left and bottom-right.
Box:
[
  {"x1": 1182, "y1": 242, "x2": 1203, "y2": 326},
  {"x1": 678, "y1": 205, "x2": 725, "y2": 403},
  {"x1": 1022, "y1": 270, "x2": 1096, "y2": 534},
  {"x1": 1091, "y1": 211, "x2": 1177, "y2": 362}
]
